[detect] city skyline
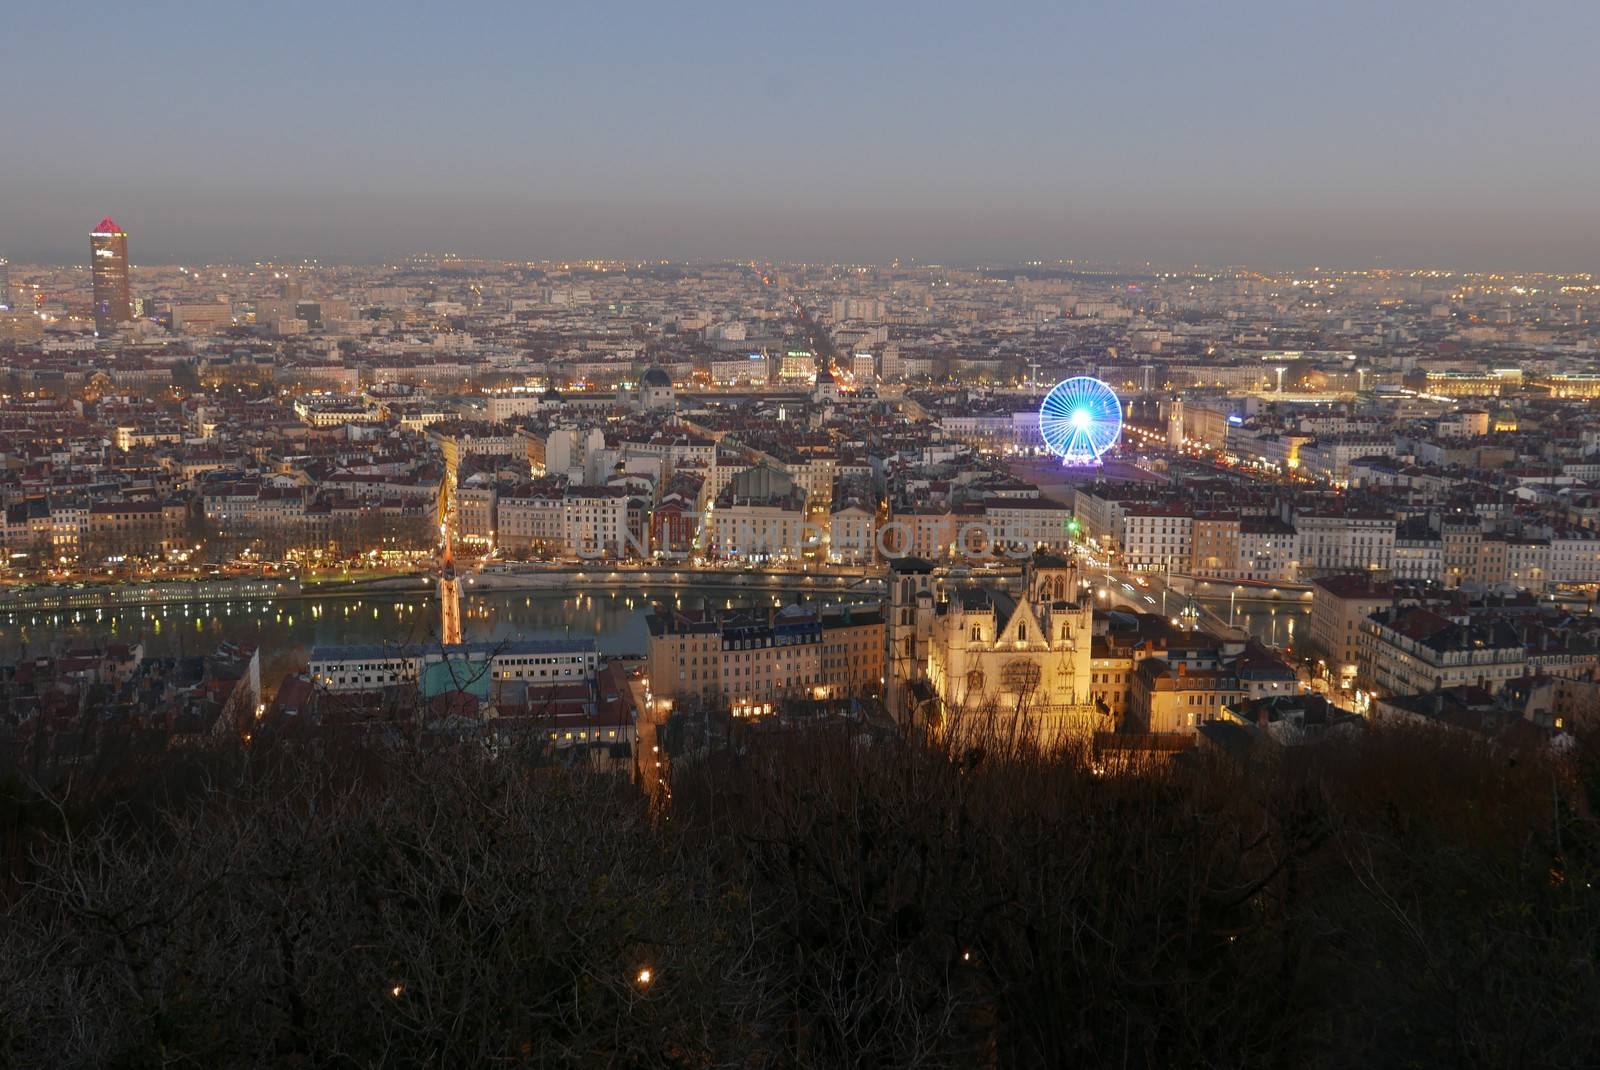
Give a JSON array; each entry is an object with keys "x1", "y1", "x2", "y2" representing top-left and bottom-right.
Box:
[
  {"x1": 3, "y1": 7, "x2": 1599, "y2": 1063},
  {"x1": 3, "y1": 1, "x2": 1598, "y2": 270}
]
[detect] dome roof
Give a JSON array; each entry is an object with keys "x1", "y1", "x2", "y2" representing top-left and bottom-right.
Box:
[{"x1": 641, "y1": 366, "x2": 672, "y2": 388}]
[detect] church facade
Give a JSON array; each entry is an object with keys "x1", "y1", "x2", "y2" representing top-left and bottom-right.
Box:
[{"x1": 889, "y1": 553, "x2": 1105, "y2": 748}]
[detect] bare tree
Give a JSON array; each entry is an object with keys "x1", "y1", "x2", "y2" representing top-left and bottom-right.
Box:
[{"x1": 0, "y1": 722, "x2": 1596, "y2": 1067}]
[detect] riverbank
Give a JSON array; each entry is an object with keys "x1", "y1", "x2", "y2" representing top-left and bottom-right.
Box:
[
  {"x1": 313, "y1": 566, "x2": 887, "y2": 597},
  {"x1": 0, "y1": 576, "x2": 300, "y2": 613},
  {"x1": 0, "y1": 565, "x2": 887, "y2": 613}
]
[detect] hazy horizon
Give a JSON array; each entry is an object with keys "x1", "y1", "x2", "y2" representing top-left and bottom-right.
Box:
[
  {"x1": 4, "y1": 1, "x2": 1597, "y2": 272},
  {"x1": 7, "y1": 250, "x2": 1597, "y2": 278}
]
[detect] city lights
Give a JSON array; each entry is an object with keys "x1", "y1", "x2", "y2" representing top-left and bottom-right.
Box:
[{"x1": 0, "y1": 6, "x2": 1585, "y2": 1065}]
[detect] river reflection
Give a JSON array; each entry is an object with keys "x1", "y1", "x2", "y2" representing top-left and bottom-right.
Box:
[
  {"x1": 0, "y1": 586, "x2": 881, "y2": 682},
  {"x1": 1104, "y1": 593, "x2": 1308, "y2": 652},
  {"x1": 1237, "y1": 604, "x2": 1306, "y2": 651}
]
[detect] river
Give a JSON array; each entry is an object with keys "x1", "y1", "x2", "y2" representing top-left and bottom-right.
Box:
[
  {"x1": 1, "y1": 580, "x2": 1308, "y2": 693},
  {"x1": 1232, "y1": 603, "x2": 1307, "y2": 651},
  {"x1": 0, "y1": 585, "x2": 883, "y2": 687},
  {"x1": 1095, "y1": 571, "x2": 1311, "y2": 655}
]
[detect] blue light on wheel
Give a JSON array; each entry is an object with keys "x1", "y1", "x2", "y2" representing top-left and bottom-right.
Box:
[{"x1": 1039, "y1": 376, "x2": 1122, "y2": 465}]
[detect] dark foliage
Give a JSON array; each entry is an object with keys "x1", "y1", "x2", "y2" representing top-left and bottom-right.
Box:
[{"x1": 1, "y1": 725, "x2": 1596, "y2": 1068}]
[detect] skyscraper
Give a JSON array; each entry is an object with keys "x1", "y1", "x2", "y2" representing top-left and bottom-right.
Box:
[
  {"x1": 89, "y1": 216, "x2": 131, "y2": 334},
  {"x1": 0, "y1": 256, "x2": 10, "y2": 310}
]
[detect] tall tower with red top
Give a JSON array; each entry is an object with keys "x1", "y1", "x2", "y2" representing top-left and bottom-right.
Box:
[{"x1": 89, "y1": 216, "x2": 131, "y2": 334}]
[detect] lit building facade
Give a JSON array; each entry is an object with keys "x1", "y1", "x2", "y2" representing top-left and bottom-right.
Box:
[
  {"x1": 890, "y1": 554, "x2": 1102, "y2": 747},
  {"x1": 646, "y1": 605, "x2": 883, "y2": 717}
]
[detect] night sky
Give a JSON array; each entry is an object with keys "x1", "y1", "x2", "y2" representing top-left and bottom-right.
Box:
[{"x1": 3, "y1": 0, "x2": 1595, "y2": 268}]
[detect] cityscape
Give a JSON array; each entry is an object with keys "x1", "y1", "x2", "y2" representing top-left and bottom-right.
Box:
[
  {"x1": 6, "y1": 231, "x2": 1600, "y2": 743},
  {"x1": 2, "y1": 3, "x2": 1598, "y2": 1066}
]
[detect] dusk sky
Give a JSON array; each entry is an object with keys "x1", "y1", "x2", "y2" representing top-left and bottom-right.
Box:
[{"x1": 3, "y1": 0, "x2": 1596, "y2": 269}]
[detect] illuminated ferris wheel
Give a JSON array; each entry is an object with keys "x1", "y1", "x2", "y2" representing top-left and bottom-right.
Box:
[{"x1": 1039, "y1": 376, "x2": 1122, "y2": 465}]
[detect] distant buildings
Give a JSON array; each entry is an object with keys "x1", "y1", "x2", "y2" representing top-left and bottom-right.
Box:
[
  {"x1": 2, "y1": 244, "x2": 1599, "y2": 765},
  {"x1": 170, "y1": 299, "x2": 233, "y2": 333}
]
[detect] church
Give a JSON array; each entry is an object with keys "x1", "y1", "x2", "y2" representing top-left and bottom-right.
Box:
[{"x1": 887, "y1": 552, "x2": 1105, "y2": 748}]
